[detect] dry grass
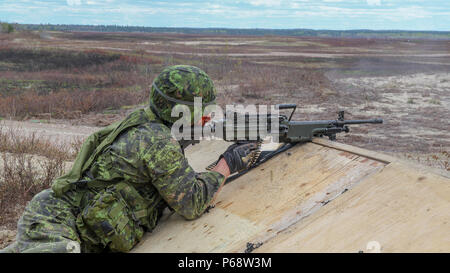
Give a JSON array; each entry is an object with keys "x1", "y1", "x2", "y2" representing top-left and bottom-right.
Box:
[
  {"x1": 0, "y1": 125, "x2": 80, "y2": 229},
  {"x1": 0, "y1": 46, "x2": 159, "y2": 119},
  {"x1": 0, "y1": 152, "x2": 65, "y2": 228},
  {"x1": 0, "y1": 88, "x2": 147, "y2": 119}
]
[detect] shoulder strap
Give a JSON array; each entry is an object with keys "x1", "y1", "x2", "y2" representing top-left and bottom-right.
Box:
[{"x1": 52, "y1": 108, "x2": 156, "y2": 197}]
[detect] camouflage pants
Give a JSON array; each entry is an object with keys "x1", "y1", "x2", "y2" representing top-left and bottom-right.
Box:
[
  {"x1": 0, "y1": 189, "x2": 87, "y2": 253},
  {"x1": 1, "y1": 183, "x2": 153, "y2": 253}
]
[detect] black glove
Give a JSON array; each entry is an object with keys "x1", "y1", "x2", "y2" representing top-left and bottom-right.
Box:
[{"x1": 220, "y1": 142, "x2": 259, "y2": 174}]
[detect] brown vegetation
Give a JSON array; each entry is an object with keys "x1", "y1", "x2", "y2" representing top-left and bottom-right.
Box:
[
  {"x1": 0, "y1": 88, "x2": 146, "y2": 119},
  {"x1": 0, "y1": 45, "x2": 160, "y2": 119},
  {"x1": 0, "y1": 125, "x2": 81, "y2": 229}
]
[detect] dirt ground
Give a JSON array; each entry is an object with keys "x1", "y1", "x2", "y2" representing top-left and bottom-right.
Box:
[
  {"x1": 1, "y1": 31, "x2": 449, "y2": 173},
  {"x1": 0, "y1": 230, "x2": 16, "y2": 249}
]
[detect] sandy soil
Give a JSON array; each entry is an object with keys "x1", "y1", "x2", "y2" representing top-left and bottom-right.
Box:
[
  {"x1": 0, "y1": 119, "x2": 98, "y2": 147},
  {"x1": 336, "y1": 72, "x2": 450, "y2": 153},
  {"x1": 0, "y1": 230, "x2": 16, "y2": 250},
  {"x1": 86, "y1": 47, "x2": 450, "y2": 59}
]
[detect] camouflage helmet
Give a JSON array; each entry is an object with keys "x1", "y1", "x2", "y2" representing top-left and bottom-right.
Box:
[{"x1": 149, "y1": 65, "x2": 216, "y2": 124}]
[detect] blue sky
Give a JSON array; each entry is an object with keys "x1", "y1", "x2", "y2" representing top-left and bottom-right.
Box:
[{"x1": 1, "y1": 0, "x2": 449, "y2": 31}]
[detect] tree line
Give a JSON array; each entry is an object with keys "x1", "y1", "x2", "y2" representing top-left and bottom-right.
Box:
[{"x1": 4, "y1": 23, "x2": 450, "y2": 39}]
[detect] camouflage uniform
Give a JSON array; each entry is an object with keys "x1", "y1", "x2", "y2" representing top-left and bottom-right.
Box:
[{"x1": 1, "y1": 65, "x2": 224, "y2": 253}]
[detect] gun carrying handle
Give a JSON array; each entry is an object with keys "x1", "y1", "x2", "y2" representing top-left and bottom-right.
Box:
[
  {"x1": 276, "y1": 104, "x2": 297, "y2": 121},
  {"x1": 276, "y1": 104, "x2": 296, "y2": 110}
]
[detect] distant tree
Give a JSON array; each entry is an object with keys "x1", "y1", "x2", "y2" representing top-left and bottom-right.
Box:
[
  {"x1": 1, "y1": 23, "x2": 14, "y2": 34},
  {"x1": 7, "y1": 24, "x2": 14, "y2": 33}
]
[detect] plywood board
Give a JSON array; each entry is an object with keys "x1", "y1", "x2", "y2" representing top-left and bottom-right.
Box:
[
  {"x1": 132, "y1": 140, "x2": 385, "y2": 252},
  {"x1": 255, "y1": 162, "x2": 450, "y2": 253}
]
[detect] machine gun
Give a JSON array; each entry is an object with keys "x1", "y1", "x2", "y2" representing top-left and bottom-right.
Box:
[
  {"x1": 204, "y1": 104, "x2": 383, "y2": 181},
  {"x1": 205, "y1": 104, "x2": 383, "y2": 143}
]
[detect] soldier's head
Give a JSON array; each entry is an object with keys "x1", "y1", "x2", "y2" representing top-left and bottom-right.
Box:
[{"x1": 149, "y1": 65, "x2": 216, "y2": 125}]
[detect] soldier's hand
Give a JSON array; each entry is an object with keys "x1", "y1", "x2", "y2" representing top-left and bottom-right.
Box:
[{"x1": 220, "y1": 142, "x2": 259, "y2": 174}]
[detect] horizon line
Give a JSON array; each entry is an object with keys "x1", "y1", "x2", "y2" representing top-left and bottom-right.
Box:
[{"x1": 8, "y1": 23, "x2": 450, "y2": 33}]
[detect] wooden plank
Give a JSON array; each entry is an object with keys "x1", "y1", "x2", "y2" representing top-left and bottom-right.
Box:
[
  {"x1": 255, "y1": 162, "x2": 450, "y2": 253},
  {"x1": 132, "y1": 141, "x2": 385, "y2": 252},
  {"x1": 312, "y1": 138, "x2": 395, "y2": 164},
  {"x1": 313, "y1": 138, "x2": 449, "y2": 178}
]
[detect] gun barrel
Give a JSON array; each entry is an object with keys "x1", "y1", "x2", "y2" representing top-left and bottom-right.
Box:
[{"x1": 341, "y1": 118, "x2": 383, "y2": 125}]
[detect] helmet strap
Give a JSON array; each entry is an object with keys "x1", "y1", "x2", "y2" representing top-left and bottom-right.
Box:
[{"x1": 149, "y1": 103, "x2": 173, "y2": 127}]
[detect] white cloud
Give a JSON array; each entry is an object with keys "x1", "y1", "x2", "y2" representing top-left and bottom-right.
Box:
[
  {"x1": 249, "y1": 0, "x2": 283, "y2": 7},
  {"x1": 67, "y1": 0, "x2": 82, "y2": 6},
  {"x1": 367, "y1": 0, "x2": 381, "y2": 6}
]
